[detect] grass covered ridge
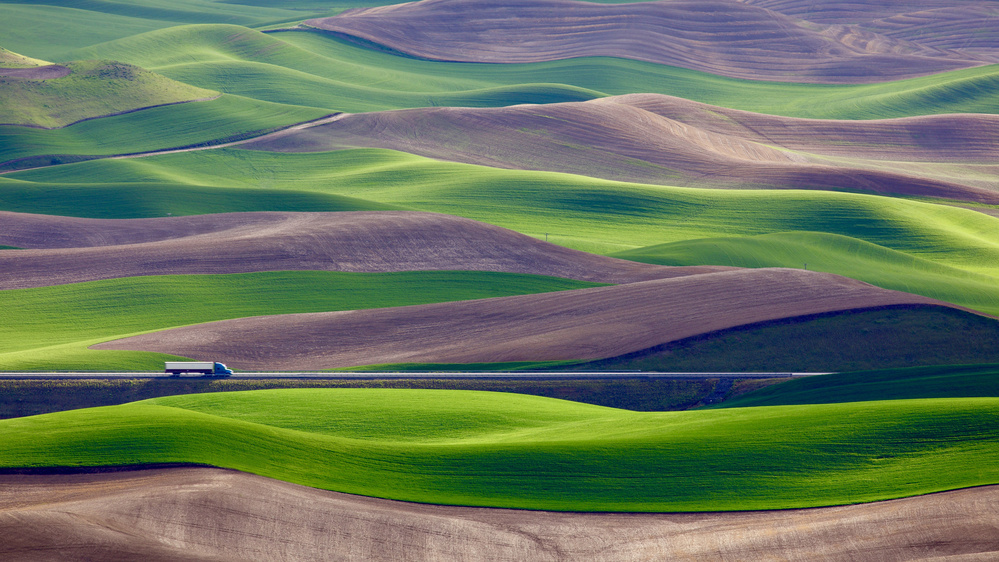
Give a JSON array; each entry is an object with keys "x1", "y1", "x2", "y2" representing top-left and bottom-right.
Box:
[
  {"x1": 0, "y1": 388, "x2": 997, "y2": 511},
  {"x1": 0, "y1": 270, "x2": 604, "y2": 371},
  {"x1": 0, "y1": 60, "x2": 217, "y2": 128}
]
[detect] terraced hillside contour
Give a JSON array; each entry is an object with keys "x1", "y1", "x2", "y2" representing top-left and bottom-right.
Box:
[
  {"x1": 0, "y1": 210, "x2": 710, "y2": 289},
  {"x1": 307, "y1": 0, "x2": 994, "y2": 83},
  {"x1": 245, "y1": 94, "x2": 999, "y2": 202},
  {"x1": 2, "y1": 468, "x2": 997, "y2": 561},
  {"x1": 94, "y1": 268, "x2": 948, "y2": 370}
]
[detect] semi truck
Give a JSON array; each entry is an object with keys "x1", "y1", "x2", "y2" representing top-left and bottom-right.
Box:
[{"x1": 164, "y1": 361, "x2": 233, "y2": 377}]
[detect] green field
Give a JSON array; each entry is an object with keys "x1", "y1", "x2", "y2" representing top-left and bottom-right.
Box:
[
  {"x1": 53, "y1": 24, "x2": 999, "y2": 119},
  {"x1": 0, "y1": 59, "x2": 216, "y2": 128},
  {"x1": 0, "y1": 271, "x2": 603, "y2": 371},
  {"x1": 0, "y1": 95, "x2": 325, "y2": 168},
  {"x1": 7, "y1": 148, "x2": 999, "y2": 315},
  {"x1": 715, "y1": 364, "x2": 999, "y2": 408},
  {"x1": 0, "y1": 388, "x2": 996, "y2": 511}
]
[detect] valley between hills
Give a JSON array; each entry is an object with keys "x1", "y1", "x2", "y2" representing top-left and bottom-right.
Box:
[{"x1": 1, "y1": 0, "x2": 998, "y2": 559}]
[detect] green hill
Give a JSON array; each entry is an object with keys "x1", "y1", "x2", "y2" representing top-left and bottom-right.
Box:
[
  {"x1": 0, "y1": 389, "x2": 996, "y2": 512},
  {"x1": 66, "y1": 24, "x2": 999, "y2": 119},
  {"x1": 0, "y1": 271, "x2": 602, "y2": 371},
  {"x1": 0, "y1": 59, "x2": 217, "y2": 128},
  {"x1": 0, "y1": 95, "x2": 326, "y2": 169}
]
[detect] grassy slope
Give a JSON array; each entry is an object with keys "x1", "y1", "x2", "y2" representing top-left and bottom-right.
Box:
[
  {"x1": 565, "y1": 306, "x2": 999, "y2": 373},
  {"x1": 8, "y1": 148, "x2": 998, "y2": 314},
  {"x1": 611, "y1": 231, "x2": 999, "y2": 315},
  {"x1": 64, "y1": 25, "x2": 999, "y2": 119},
  {"x1": 0, "y1": 47, "x2": 49, "y2": 67},
  {"x1": 0, "y1": 60, "x2": 217, "y2": 128},
  {"x1": 0, "y1": 95, "x2": 325, "y2": 167},
  {"x1": 0, "y1": 388, "x2": 996, "y2": 511},
  {"x1": 714, "y1": 364, "x2": 999, "y2": 408},
  {"x1": 0, "y1": 271, "x2": 603, "y2": 371}
]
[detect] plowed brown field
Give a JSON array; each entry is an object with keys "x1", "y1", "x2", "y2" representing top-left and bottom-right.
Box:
[
  {"x1": 2, "y1": 467, "x2": 997, "y2": 561},
  {"x1": 743, "y1": 0, "x2": 999, "y2": 57},
  {"x1": 245, "y1": 94, "x2": 999, "y2": 202},
  {"x1": 0, "y1": 211, "x2": 706, "y2": 289},
  {"x1": 305, "y1": 0, "x2": 993, "y2": 83},
  {"x1": 94, "y1": 268, "x2": 944, "y2": 370}
]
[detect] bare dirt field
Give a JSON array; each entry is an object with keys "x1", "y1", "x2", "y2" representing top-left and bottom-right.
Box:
[
  {"x1": 742, "y1": 0, "x2": 999, "y2": 56},
  {"x1": 2, "y1": 467, "x2": 997, "y2": 561},
  {"x1": 94, "y1": 268, "x2": 945, "y2": 370},
  {"x1": 244, "y1": 94, "x2": 999, "y2": 203},
  {"x1": 305, "y1": 0, "x2": 994, "y2": 83},
  {"x1": 0, "y1": 210, "x2": 712, "y2": 289},
  {"x1": 0, "y1": 65, "x2": 71, "y2": 80}
]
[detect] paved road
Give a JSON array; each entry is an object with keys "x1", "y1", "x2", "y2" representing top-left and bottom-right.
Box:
[{"x1": 0, "y1": 371, "x2": 829, "y2": 380}]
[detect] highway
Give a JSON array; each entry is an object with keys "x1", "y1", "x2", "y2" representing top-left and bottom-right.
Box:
[{"x1": 0, "y1": 371, "x2": 829, "y2": 380}]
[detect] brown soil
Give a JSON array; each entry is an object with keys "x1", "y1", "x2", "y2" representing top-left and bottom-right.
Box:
[
  {"x1": 93, "y1": 268, "x2": 944, "y2": 370},
  {"x1": 305, "y1": 0, "x2": 992, "y2": 84},
  {"x1": 0, "y1": 210, "x2": 710, "y2": 289},
  {"x1": 0, "y1": 64, "x2": 71, "y2": 80},
  {"x1": 2, "y1": 467, "x2": 997, "y2": 561},
  {"x1": 743, "y1": 0, "x2": 999, "y2": 57},
  {"x1": 244, "y1": 94, "x2": 999, "y2": 203}
]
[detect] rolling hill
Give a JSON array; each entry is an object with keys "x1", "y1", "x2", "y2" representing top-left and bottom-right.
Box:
[
  {"x1": 93, "y1": 268, "x2": 947, "y2": 370},
  {"x1": 244, "y1": 93, "x2": 999, "y2": 202},
  {"x1": 307, "y1": 0, "x2": 994, "y2": 82},
  {"x1": 0, "y1": 210, "x2": 694, "y2": 289},
  {"x1": 0, "y1": 59, "x2": 217, "y2": 128},
  {"x1": 61, "y1": 24, "x2": 999, "y2": 119},
  {"x1": 2, "y1": 467, "x2": 996, "y2": 561},
  {"x1": 1, "y1": 389, "x2": 997, "y2": 512}
]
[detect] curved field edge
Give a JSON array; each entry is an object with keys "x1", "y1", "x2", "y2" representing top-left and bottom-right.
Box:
[
  {"x1": 0, "y1": 271, "x2": 604, "y2": 371},
  {"x1": 65, "y1": 24, "x2": 999, "y2": 119},
  {"x1": 0, "y1": 389, "x2": 997, "y2": 512}
]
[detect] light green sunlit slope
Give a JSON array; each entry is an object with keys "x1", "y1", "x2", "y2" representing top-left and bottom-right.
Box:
[
  {"x1": 0, "y1": 271, "x2": 601, "y2": 371},
  {"x1": 6, "y1": 148, "x2": 999, "y2": 315},
  {"x1": 0, "y1": 389, "x2": 997, "y2": 511},
  {"x1": 66, "y1": 24, "x2": 999, "y2": 118}
]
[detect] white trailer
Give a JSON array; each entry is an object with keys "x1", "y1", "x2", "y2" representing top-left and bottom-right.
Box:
[{"x1": 165, "y1": 361, "x2": 233, "y2": 376}]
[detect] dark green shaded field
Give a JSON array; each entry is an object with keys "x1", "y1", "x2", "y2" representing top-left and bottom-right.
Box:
[
  {"x1": 715, "y1": 364, "x2": 999, "y2": 409},
  {"x1": 568, "y1": 305, "x2": 999, "y2": 373}
]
